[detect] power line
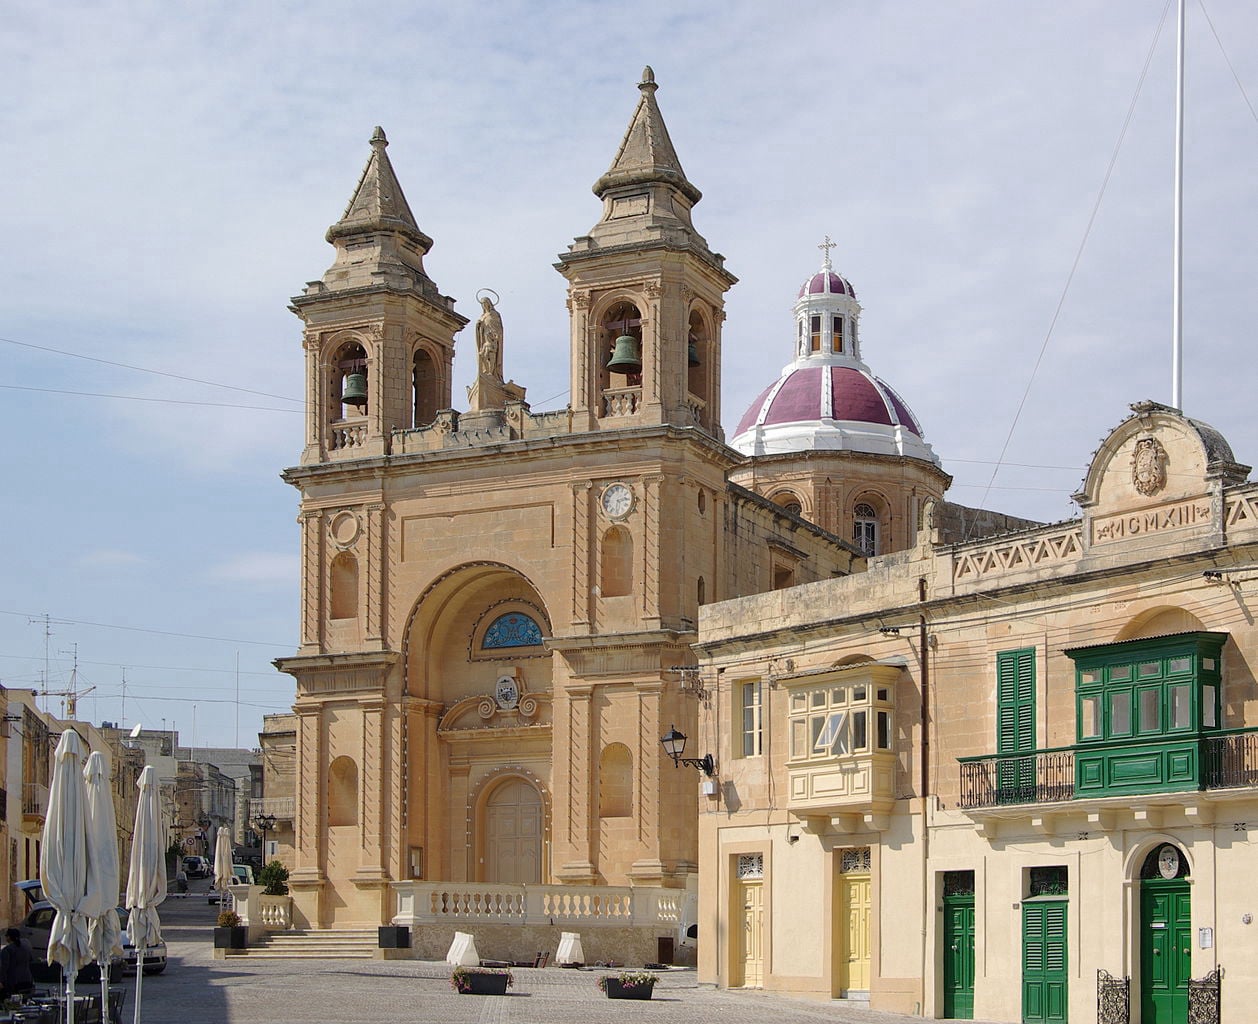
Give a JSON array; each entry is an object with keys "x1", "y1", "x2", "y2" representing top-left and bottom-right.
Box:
[
  {"x1": 0, "y1": 383, "x2": 300, "y2": 413},
  {"x1": 0, "y1": 608, "x2": 289, "y2": 648},
  {"x1": 963, "y1": 0, "x2": 1173, "y2": 538},
  {"x1": 0, "y1": 335, "x2": 301, "y2": 404}
]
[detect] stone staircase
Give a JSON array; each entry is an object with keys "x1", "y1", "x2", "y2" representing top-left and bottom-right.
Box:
[{"x1": 231, "y1": 928, "x2": 379, "y2": 959}]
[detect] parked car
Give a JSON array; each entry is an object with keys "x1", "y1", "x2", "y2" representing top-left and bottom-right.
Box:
[
  {"x1": 207, "y1": 863, "x2": 255, "y2": 903},
  {"x1": 9, "y1": 902, "x2": 167, "y2": 977},
  {"x1": 182, "y1": 856, "x2": 211, "y2": 879},
  {"x1": 119, "y1": 908, "x2": 168, "y2": 975}
]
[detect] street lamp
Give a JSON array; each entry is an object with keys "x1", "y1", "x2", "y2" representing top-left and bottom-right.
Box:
[
  {"x1": 660, "y1": 724, "x2": 715, "y2": 777},
  {"x1": 254, "y1": 812, "x2": 276, "y2": 865}
]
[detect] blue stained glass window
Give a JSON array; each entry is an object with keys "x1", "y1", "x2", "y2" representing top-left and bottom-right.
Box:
[{"x1": 483, "y1": 613, "x2": 543, "y2": 649}]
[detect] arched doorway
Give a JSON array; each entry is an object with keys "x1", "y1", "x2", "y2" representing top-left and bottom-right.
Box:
[
  {"x1": 483, "y1": 778, "x2": 542, "y2": 883},
  {"x1": 1139, "y1": 842, "x2": 1191, "y2": 1024}
]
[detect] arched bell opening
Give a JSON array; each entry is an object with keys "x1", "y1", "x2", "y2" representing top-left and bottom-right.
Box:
[
  {"x1": 687, "y1": 307, "x2": 713, "y2": 428},
  {"x1": 332, "y1": 341, "x2": 369, "y2": 418},
  {"x1": 412, "y1": 346, "x2": 439, "y2": 427},
  {"x1": 599, "y1": 300, "x2": 643, "y2": 417}
]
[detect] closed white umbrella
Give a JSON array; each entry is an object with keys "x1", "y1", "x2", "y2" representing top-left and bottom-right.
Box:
[
  {"x1": 125, "y1": 765, "x2": 166, "y2": 1024},
  {"x1": 83, "y1": 751, "x2": 122, "y2": 1023},
  {"x1": 213, "y1": 827, "x2": 233, "y2": 913},
  {"x1": 41, "y1": 729, "x2": 94, "y2": 1024}
]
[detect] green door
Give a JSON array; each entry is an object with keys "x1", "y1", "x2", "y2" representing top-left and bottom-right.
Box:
[
  {"x1": 944, "y1": 893, "x2": 975, "y2": 1019},
  {"x1": 1140, "y1": 880, "x2": 1191, "y2": 1023},
  {"x1": 1023, "y1": 899, "x2": 1067, "y2": 1023}
]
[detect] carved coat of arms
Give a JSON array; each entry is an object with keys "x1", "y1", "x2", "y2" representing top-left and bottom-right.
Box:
[{"x1": 1132, "y1": 437, "x2": 1168, "y2": 497}]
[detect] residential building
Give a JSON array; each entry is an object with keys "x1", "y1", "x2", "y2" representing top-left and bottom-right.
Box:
[{"x1": 694, "y1": 400, "x2": 1254, "y2": 1022}]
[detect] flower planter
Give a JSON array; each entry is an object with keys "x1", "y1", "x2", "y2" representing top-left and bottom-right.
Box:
[
  {"x1": 460, "y1": 973, "x2": 510, "y2": 995},
  {"x1": 604, "y1": 979, "x2": 656, "y2": 1000},
  {"x1": 213, "y1": 926, "x2": 248, "y2": 949}
]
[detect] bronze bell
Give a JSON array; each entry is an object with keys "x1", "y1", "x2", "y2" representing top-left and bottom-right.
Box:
[
  {"x1": 342, "y1": 372, "x2": 368, "y2": 407},
  {"x1": 606, "y1": 334, "x2": 642, "y2": 374},
  {"x1": 688, "y1": 341, "x2": 701, "y2": 367}
]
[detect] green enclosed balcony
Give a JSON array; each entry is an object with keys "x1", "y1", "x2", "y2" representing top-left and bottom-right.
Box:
[{"x1": 958, "y1": 633, "x2": 1254, "y2": 809}]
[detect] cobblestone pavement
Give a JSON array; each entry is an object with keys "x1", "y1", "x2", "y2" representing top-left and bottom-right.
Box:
[{"x1": 89, "y1": 887, "x2": 1003, "y2": 1024}]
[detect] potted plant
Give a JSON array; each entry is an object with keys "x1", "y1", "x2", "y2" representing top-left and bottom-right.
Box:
[
  {"x1": 450, "y1": 965, "x2": 513, "y2": 995},
  {"x1": 213, "y1": 909, "x2": 247, "y2": 949},
  {"x1": 256, "y1": 860, "x2": 292, "y2": 929},
  {"x1": 598, "y1": 970, "x2": 659, "y2": 1000}
]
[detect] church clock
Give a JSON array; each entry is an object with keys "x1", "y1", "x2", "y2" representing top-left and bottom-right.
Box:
[{"x1": 600, "y1": 482, "x2": 634, "y2": 519}]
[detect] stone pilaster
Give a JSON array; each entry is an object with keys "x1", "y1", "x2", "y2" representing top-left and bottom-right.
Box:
[
  {"x1": 300, "y1": 510, "x2": 323, "y2": 650},
  {"x1": 355, "y1": 696, "x2": 388, "y2": 882},
  {"x1": 365, "y1": 503, "x2": 386, "y2": 648},
  {"x1": 571, "y1": 482, "x2": 592, "y2": 629}
]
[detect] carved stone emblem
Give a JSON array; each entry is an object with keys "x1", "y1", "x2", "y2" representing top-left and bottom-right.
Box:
[{"x1": 1132, "y1": 437, "x2": 1168, "y2": 497}]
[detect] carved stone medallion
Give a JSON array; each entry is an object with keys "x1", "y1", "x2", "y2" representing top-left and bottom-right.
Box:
[{"x1": 1132, "y1": 437, "x2": 1168, "y2": 497}]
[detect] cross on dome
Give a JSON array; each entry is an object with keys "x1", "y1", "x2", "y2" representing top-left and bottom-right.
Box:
[{"x1": 818, "y1": 235, "x2": 837, "y2": 272}]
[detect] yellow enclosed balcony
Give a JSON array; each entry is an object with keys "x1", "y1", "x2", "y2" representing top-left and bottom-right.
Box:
[{"x1": 782, "y1": 662, "x2": 899, "y2": 834}]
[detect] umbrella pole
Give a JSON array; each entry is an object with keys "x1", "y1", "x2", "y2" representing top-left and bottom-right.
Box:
[
  {"x1": 132, "y1": 951, "x2": 142, "y2": 1024},
  {"x1": 66, "y1": 971, "x2": 75, "y2": 1024},
  {"x1": 100, "y1": 962, "x2": 109, "y2": 1024}
]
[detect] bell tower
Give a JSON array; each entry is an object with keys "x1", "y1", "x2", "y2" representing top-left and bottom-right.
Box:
[
  {"x1": 557, "y1": 68, "x2": 737, "y2": 440},
  {"x1": 291, "y1": 127, "x2": 467, "y2": 465}
]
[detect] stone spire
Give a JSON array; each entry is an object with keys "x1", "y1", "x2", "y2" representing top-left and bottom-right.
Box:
[
  {"x1": 308, "y1": 127, "x2": 448, "y2": 302},
  {"x1": 327, "y1": 126, "x2": 433, "y2": 254},
  {"x1": 568, "y1": 68, "x2": 722, "y2": 260},
  {"x1": 593, "y1": 66, "x2": 701, "y2": 206}
]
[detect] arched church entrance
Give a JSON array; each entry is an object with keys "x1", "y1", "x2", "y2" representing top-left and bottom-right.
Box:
[{"x1": 483, "y1": 778, "x2": 543, "y2": 883}]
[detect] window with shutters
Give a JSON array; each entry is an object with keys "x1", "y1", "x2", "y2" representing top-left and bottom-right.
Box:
[{"x1": 995, "y1": 648, "x2": 1036, "y2": 803}]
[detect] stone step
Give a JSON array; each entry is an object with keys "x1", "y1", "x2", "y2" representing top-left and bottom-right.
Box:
[{"x1": 235, "y1": 928, "x2": 381, "y2": 959}]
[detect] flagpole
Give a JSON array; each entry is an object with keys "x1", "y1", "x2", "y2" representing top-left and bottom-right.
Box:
[{"x1": 1171, "y1": 0, "x2": 1185, "y2": 409}]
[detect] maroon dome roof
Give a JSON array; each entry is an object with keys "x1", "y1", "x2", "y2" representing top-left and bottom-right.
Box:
[
  {"x1": 797, "y1": 271, "x2": 856, "y2": 299},
  {"x1": 734, "y1": 366, "x2": 923, "y2": 437}
]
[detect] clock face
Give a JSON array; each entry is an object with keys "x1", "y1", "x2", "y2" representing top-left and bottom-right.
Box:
[{"x1": 601, "y1": 483, "x2": 633, "y2": 518}]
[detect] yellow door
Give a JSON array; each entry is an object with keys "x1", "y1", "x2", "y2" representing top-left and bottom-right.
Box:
[
  {"x1": 484, "y1": 779, "x2": 542, "y2": 883},
  {"x1": 839, "y1": 873, "x2": 871, "y2": 992},
  {"x1": 738, "y1": 879, "x2": 765, "y2": 988}
]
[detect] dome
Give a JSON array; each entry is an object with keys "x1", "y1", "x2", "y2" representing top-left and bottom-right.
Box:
[
  {"x1": 798, "y1": 270, "x2": 856, "y2": 299},
  {"x1": 731, "y1": 245, "x2": 938, "y2": 465}
]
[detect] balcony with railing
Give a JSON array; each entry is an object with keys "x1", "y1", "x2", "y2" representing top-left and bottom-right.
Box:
[
  {"x1": 249, "y1": 795, "x2": 295, "y2": 823},
  {"x1": 958, "y1": 727, "x2": 1258, "y2": 810},
  {"x1": 22, "y1": 782, "x2": 49, "y2": 822}
]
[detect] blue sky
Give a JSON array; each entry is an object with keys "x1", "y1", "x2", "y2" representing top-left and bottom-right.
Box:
[{"x1": 2, "y1": 1, "x2": 1256, "y2": 749}]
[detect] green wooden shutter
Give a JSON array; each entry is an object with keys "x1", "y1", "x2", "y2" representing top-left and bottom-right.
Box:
[
  {"x1": 997, "y1": 648, "x2": 1036, "y2": 753},
  {"x1": 997, "y1": 649, "x2": 1036, "y2": 801}
]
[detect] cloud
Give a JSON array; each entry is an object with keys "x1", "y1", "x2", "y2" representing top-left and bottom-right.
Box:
[
  {"x1": 77, "y1": 549, "x2": 150, "y2": 569},
  {"x1": 204, "y1": 553, "x2": 299, "y2": 586}
]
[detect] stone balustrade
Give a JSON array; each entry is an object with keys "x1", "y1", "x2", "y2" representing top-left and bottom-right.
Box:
[{"x1": 391, "y1": 881, "x2": 682, "y2": 929}]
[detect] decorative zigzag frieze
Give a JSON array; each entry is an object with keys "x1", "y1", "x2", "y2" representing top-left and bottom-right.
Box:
[
  {"x1": 952, "y1": 527, "x2": 1084, "y2": 584},
  {"x1": 1225, "y1": 490, "x2": 1258, "y2": 531}
]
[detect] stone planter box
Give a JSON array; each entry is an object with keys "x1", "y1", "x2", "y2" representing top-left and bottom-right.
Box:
[
  {"x1": 213, "y1": 926, "x2": 247, "y2": 949},
  {"x1": 458, "y1": 973, "x2": 510, "y2": 995},
  {"x1": 378, "y1": 925, "x2": 410, "y2": 948},
  {"x1": 604, "y1": 979, "x2": 655, "y2": 1000}
]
